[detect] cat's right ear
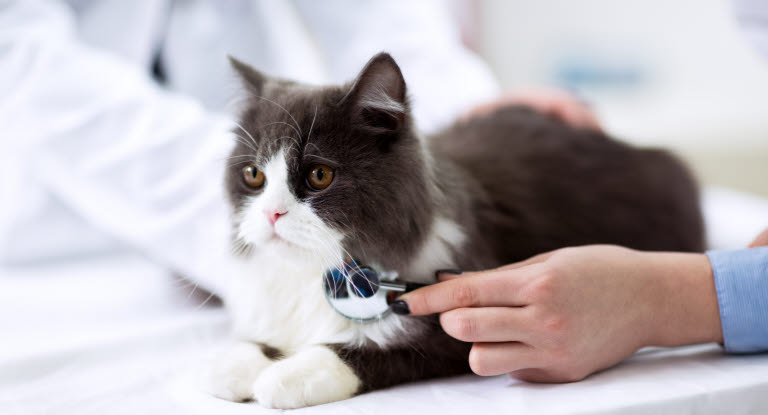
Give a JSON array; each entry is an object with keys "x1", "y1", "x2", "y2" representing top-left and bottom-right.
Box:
[
  {"x1": 228, "y1": 55, "x2": 267, "y2": 95},
  {"x1": 342, "y1": 52, "x2": 408, "y2": 135}
]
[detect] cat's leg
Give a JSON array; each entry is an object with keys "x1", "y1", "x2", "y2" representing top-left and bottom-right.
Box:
[
  {"x1": 203, "y1": 341, "x2": 280, "y2": 402},
  {"x1": 251, "y1": 329, "x2": 472, "y2": 408},
  {"x1": 252, "y1": 345, "x2": 361, "y2": 409},
  {"x1": 329, "y1": 334, "x2": 473, "y2": 393}
]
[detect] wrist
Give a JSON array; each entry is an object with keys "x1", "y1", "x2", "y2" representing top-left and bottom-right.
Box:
[{"x1": 642, "y1": 252, "x2": 723, "y2": 348}]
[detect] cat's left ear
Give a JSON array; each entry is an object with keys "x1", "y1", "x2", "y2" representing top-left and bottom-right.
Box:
[
  {"x1": 343, "y1": 52, "x2": 408, "y2": 135},
  {"x1": 228, "y1": 55, "x2": 267, "y2": 95}
]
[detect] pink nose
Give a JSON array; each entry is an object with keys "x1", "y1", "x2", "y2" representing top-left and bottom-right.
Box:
[{"x1": 266, "y1": 209, "x2": 287, "y2": 226}]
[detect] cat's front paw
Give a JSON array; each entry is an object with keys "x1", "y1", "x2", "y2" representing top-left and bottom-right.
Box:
[
  {"x1": 252, "y1": 346, "x2": 360, "y2": 409},
  {"x1": 202, "y1": 342, "x2": 273, "y2": 402}
]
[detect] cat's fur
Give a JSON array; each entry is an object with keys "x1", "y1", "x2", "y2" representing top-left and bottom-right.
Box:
[{"x1": 206, "y1": 53, "x2": 704, "y2": 408}]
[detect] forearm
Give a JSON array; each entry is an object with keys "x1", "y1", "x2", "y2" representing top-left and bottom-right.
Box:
[
  {"x1": 642, "y1": 247, "x2": 768, "y2": 353},
  {"x1": 642, "y1": 252, "x2": 723, "y2": 348}
]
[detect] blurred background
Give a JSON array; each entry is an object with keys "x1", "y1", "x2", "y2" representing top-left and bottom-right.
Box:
[
  {"x1": 3, "y1": 1, "x2": 768, "y2": 413},
  {"x1": 463, "y1": 0, "x2": 768, "y2": 197}
]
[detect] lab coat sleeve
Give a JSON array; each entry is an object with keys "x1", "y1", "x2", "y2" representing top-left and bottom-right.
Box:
[
  {"x1": 292, "y1": 0, "x2": 500, "y2": 133},
  {"x1": 0, "y1": 0, "x2": 234, "y2": 294}
]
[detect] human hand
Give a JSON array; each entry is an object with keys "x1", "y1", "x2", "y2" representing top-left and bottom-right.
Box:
[
  {"x1": 462, "y1": 88, "x2": 602, "y2": 131},
  {"x1": 395, "y1": 245, "x2": 722, "y2": 382},
  {"x1": 749, "y1": 228, "x2": 768, "y2": 248}
]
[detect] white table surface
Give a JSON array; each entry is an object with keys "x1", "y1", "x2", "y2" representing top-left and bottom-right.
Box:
[{"x1": 2, "y1": 189, "x2": 768, "y2": 415}]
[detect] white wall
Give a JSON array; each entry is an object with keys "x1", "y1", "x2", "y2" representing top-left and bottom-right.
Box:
[{"x1": 476, "y1": 0, "x2": 768, "y2": 196}]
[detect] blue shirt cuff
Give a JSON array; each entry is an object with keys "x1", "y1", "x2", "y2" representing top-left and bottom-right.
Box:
[{"x1": 706, "y1": 247, "x2": 768, "y2": 353}]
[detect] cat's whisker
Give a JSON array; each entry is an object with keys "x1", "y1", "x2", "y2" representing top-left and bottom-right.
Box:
[
  {"x1": 304, "y1": 144, "x2": 339, "y2": 166},
  {"x1": 302, "y1": 224, "x2": 345, "y2": 265},
  {"x1": 172, "y1": 277, "x2": 200, "y2": 294},
  {"x1": 230, "y1": 237, "x2": 253, "y2": 256},
  {"x1": 254, "y1": 121, "x2": 302, "y2": 149},
  {"x1": 225, "y1": 154, "x2": 258, "y2": 160},
  {"x1": 309, "y1": 218, "x2": 379, "y2": 302},
  {"x1": 305, "y1": 223, "x2": 379, "y2": 311},
  {"x1": 276, "y1": 135, "x2": 302, "y2": 154},
  {"x1": 183, "y1": 280, "x2": 200, "y2": 303},
  {"x1": 304, "y1": 104, "x2": 318, "y2": 152},
  {"x1": 225, "y1": 159, "x2": 257, "y2": 169},
  {"x1": 331, "y1": 218, "x2": 374, "y2": 264},
  {"x1": 232, "y1": 134, "x2": 258, "y2": 152},
  {"x1": 224, "y1": 94, "x2": 252, "y2": 112},
  {"x1": 217, "y1": 154, "x2": 245, "y2": 163},
  {"x1": 251, "y1": 95, "x2": 303, "y2": 136},
  {"x1": 194, "y1": 290, "x2": 218, "y2": 310},
  {"x1": 313, "y1": 244, "x2": 346, "y2": 302},
  {"x1": 254, "y1": 120, "x2": 300, "y2": 139},
  {"x1": 171, "y1": 272, "x2": 220, "y2": 309},
  {"x1": 307, "y1": 222, "x2": 351, "y2": 265},
  {"x1": 405, "y1": 339, "x2": 427, "y2": 358},
  {"x1": 303, "y1": 238, "x2": 347, "y2": 304},
  {"x1": 219, "y1": 140, "x2": 257, "y2": 163},
  {"x1": 233, "y1": 121, "x2": 259, "y2": 148},
  {"x1": 304, "y1": 142, "x2": 324, "y2": 156}
]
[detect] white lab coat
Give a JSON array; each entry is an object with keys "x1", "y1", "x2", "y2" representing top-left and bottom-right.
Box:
[{"x1": 0, "y1": 0, "x2": 499, "y2": 293}]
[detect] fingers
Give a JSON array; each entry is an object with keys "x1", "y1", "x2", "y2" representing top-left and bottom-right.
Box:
[
  {"x1": 460, "y1": 89, "x2": 602, "y2": 132},
  {"x1": 398, "y1": 268, "x2": 532, "y2": 315},
  {"x1": 505, "y1": 89, "x2": 601, "y2": 132},
  {"x1": 469, "y1": 342, "x2": 541, "y2": 376},
  {"x1": 437, "y1": 251, "x2": 555, "y2": 282},
  {"x1": 749, "y1": 228, "x2": 768, "y2": 248},
  {"x1": 440, "y1": 307, "x2": 531, "y2": 343},
  {"x1": 553, "y1": 101, "x2": 602, "y2": 132}
]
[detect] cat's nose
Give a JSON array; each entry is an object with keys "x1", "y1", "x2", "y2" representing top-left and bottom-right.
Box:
[{"x1": 265, "y1": 209, "x2": 287, "y2": 226}]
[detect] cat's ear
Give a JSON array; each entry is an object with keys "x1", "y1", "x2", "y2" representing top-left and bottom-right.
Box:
[
  {"x1": 228, "y1": 55, "x2": 267, "y2": 95},
  {"x1": 343, "y1": 52, "x2": 408, "y2": 135}
]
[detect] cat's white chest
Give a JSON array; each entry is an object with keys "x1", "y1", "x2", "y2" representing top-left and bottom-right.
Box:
[
  {"x1": 225, "y1": 253, "x2": 350, "y2": 351},
  {"x1": 224, "y1": 250, "x2": 416, "y2": 351}
]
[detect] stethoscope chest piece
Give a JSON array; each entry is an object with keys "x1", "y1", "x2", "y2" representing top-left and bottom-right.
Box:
[{"x1": 323, "y1": 259, "x2": 420, "y2": 322}]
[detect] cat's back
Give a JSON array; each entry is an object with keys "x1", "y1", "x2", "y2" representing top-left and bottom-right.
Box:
[
  {"x1": 429, "y1": 105, "x2": 705, "y2": 266},
  {"x1": 431, "y1": 106, "x2": 630, "y2": 174}
]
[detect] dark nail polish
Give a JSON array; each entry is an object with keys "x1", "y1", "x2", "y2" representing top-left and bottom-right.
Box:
[
  {"x1": 435, "y1": 269, "x2": 463, "y2": 279},
  {"x1": 390, "y1": 300, "x2": 410, "y2": 315}
]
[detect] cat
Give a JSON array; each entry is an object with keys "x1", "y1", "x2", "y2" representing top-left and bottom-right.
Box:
[{"x1": 204, "y1": 52, "x2": 704, "y2": 409}]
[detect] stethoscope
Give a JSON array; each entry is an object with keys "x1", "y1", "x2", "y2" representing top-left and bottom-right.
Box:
[{"x1": 322, "y1": 259, "x2": 426, "y2": 322}]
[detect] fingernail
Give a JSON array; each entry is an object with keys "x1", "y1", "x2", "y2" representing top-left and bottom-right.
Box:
[
  {"x1": 435, "y1": 269, "x2": 462, "y2": 279},
  {"x1": 390, "y1": 300, "x2": 410, "y2": 315}
]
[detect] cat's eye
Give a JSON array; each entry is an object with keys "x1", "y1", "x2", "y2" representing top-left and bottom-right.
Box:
[
  {"x1": 306, "y1": 164, "x2": 334, "y2": 191},
  {"x1": 242, "y1": 165, "x2": 265, "y2": 189}
]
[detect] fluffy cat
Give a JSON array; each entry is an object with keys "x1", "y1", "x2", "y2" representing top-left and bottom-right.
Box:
[{"x1": 205, "y1": 52, "x2": 704, "y2": 408}]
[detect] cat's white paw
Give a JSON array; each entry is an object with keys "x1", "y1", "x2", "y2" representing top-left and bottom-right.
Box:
[
  {"x1": 252, "y1": 346, "x2": 360, "y2": 409},
  {"x1": 202, "y1": 342, "x2": 273, "y2": 402}
]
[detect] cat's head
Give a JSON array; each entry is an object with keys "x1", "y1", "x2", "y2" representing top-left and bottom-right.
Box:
[{"x1": 225, "y1": 53, "x2": 434, "y2": 271}]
